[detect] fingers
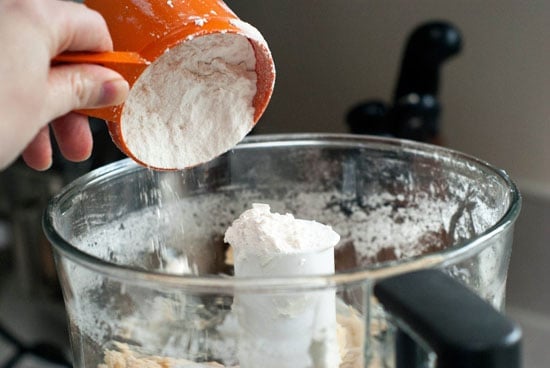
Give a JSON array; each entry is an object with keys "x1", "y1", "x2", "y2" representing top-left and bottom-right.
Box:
[
  {"x1": 46, "y1": 0, "x2": 113, "y2": 55},
  {"x1": 51, "y1": 113, "x2": 93, "y2": 162},
  {"x1": 45, "y1": 0, "x2": 127, "y2": 116},
  {"x1": 3, "y1": 0, "x2": 113, "y2": 57},
  {"x1": 0, "y1": 0, "x2": 125, "y2": 171},
  {"x1": 23, "y1": 113, "x2": 94, "y2": 171},
  {"x1": 44, "y1": 63, "x2": 129, "y2": 123},
  {"x1": 22, "y1": 126, "x2": 52, "y2": 171},
  {"x1": 41, "y1": 1, "x2": 129, "y2": 133}
]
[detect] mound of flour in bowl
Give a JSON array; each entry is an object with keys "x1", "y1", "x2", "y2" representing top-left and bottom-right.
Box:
[
  {"x1": 224, "y1": 203, "x2": 341, "y2": 266},
  {"x1": 121, "y1": 33, "x2": 257, "y2": 169}
]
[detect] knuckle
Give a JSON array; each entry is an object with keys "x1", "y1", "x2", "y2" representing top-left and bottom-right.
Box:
[{"x1": 69, "y1": 71, "x2": 91, "y2": 107}]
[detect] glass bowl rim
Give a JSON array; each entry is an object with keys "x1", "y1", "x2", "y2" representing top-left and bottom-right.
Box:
[{"x1": 43, "y1": 133, "x2": 521, "y2": 292}]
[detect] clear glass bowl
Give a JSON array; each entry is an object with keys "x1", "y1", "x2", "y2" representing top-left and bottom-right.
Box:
[{"x1": 44, "y1": 134, "x2": 521, "y2": 368}]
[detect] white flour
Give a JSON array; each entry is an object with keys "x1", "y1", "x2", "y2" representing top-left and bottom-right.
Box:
[
  {"x1": 121, "y1": 33, "x2": 257, "y2": 169},
  {"x1": 224, "y1": 203, "x2": 340, "y2": 265}
]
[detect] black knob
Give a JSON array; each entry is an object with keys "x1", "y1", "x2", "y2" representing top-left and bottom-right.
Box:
[{"x1": 346, "y1": 100, "x2": 390, "y2": 136}]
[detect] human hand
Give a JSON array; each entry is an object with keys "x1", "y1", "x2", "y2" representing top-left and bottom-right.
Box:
[{"x1": 0, "y1": 0, "x2": 129, "y2": 171}]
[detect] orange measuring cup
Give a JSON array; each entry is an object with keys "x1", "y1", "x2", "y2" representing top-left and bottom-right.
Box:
[
  {"x1": 52, "y1": 51, "x2": 150, "y2": 80},
  {"x1": 53, "y1": 0, "x2": 275, "y2": 169}
]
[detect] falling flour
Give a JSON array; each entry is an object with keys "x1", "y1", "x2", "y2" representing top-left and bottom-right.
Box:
[{"x1": 121, "y1": 33, "x2": 257, "y2": 169}]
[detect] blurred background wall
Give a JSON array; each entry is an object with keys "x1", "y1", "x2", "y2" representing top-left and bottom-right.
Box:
[{"x1": 227, "y1": 0, "x2": 549, "y2": 194}]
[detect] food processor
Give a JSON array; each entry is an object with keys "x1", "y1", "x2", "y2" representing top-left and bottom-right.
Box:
[{"x1": 43, "y1": 134, "x2": 521, "y2": 368}]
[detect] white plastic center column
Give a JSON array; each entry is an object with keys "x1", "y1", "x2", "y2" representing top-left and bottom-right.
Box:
[{"x1": 224, "y1": 204, "x2": 341, "y2": 368}]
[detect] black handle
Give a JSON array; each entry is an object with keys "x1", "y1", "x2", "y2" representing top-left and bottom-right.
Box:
[
  {"x1": 374, "y1": 269, "x2": 522, "y2": 368},
  {"x1": 393, "y1": 21, "x2": 462, "y2": 103},
  {"x1": 390, "y1": 21, "x2": 461, "y2": 143},
  {"x1": 346, "y1": 21, "x2": 461, "y2": 143}
]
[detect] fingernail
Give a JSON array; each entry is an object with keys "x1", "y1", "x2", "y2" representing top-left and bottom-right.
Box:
[
  {"x1": 98, "y1": 79, "x2": 130, "y2": 107},
  {"x1": 36, "y1": 159, "x2": 53, "y2": 171},
  {"x1": 23, "y1": 153, "x2": 52, "y2": 172}
]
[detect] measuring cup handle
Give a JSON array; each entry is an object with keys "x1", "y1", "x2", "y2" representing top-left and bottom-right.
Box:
[
  {"x1": 52, "y1": 51, "x2": 149, "y2": 66},
  {"x1": 374, "y1": 269, "x2": 522, "y2": 368},
  {"x1": 50, "y1": 51, "x2": 150, "y2": 122}
]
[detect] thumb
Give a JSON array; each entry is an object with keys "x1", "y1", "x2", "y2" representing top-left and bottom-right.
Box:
[{"x1": 44, "y1": 64, "x2": 129, "y2": 122}]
